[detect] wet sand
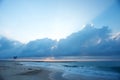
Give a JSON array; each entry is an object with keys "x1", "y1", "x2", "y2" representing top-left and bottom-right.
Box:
[
  {"x1": 0, "y1": 75, "x2": 4, "y2": 80},
  {"x1": 0, "y1": 61, "x2": 52, "y2": 80}
]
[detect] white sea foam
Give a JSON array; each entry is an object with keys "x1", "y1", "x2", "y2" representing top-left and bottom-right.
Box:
[{"x1": 20, "y1": 62, "x2": 120, "y2": 80}]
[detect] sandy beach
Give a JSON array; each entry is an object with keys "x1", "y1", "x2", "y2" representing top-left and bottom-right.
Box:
[{"x1": 0, "y1": 61, "x2": 61, "y2": 80}]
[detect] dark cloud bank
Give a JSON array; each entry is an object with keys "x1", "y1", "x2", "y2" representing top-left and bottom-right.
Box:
[{"x1": 0, "y1": 25, "x2": 120, "y2": 58}]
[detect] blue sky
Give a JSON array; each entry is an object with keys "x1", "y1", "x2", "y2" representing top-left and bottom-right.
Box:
[
  {"x1": 92, "y1": 0, "x2": 120, "y2": 32},
  {"x1": 0, "y1": 0, "x2": 119, "y2": 43}
]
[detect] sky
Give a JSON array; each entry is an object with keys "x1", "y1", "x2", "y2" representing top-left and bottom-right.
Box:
[{"x1": 0, "y1": 0, "x2": 120, "y2": 43}]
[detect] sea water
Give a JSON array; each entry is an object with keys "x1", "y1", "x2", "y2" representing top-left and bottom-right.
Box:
[{"x1": 20, "y1": 61, "x2": 120, "y2": 80}]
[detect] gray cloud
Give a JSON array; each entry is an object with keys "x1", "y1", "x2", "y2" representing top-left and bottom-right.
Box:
[
  {"x1": 19, "y1": 38, "x2": 56, "y2": 57},
  {"x1": 0, "y1": 24, "x2": 120, "y2": 58},
  {"x1": 53, "y1": 24, "x2": 112, "y2": 56},
  {"x1": 0, "y1": 36, "x2": 23, "y2": 58}
]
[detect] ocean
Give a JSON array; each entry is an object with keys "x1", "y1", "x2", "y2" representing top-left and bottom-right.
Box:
[{"x1": 20, "y1": 61, "x2": 120, "y2": 80}]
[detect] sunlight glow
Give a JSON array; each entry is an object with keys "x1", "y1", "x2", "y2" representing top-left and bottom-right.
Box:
[
  {"x1": 43, "y1": 57, "x2": 55, "y2": 62},
  {"x1": 0, "y1": 0, "x2": 116, "y2": 43}
]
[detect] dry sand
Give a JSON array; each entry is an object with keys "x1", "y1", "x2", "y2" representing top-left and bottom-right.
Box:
[{"x1": 0, "y1": 61, "x2": 53, "y2": 80}]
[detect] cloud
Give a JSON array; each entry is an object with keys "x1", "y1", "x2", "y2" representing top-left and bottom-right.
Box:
[
  {"x1": 19, "y1": 38, "x2": 56, "y2": 57},
  {"x1": 0, "y1": 36, "x2": 23, "y2": 58},
  {"x1": 53, "y1": 24, "x2": 119, "y2": 56},
  {"x1": 0, "y1": 24, "x2": 120, "y2": 58}
]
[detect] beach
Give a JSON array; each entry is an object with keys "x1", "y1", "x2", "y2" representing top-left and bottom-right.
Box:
[
  {"x1": 0, "y1": 61, "x2": 120, "y2": 80},
  {"x1": 0, "y1": 61, "x2": 52, "y2": 80},
  {"x1": 0, "y1": 61, "x2": 73, "y2": 80}
]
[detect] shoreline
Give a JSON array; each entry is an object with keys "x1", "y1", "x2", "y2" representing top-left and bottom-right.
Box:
[
  {"x1": 0, "y1": 61, "x2": 51, "y2": 80},
  {"x1": 0, "y1": 61, "x2": 69, "y2": 80},
  {"x1": 0, "y1": 61, "x2": 120, "y2": 80}
]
